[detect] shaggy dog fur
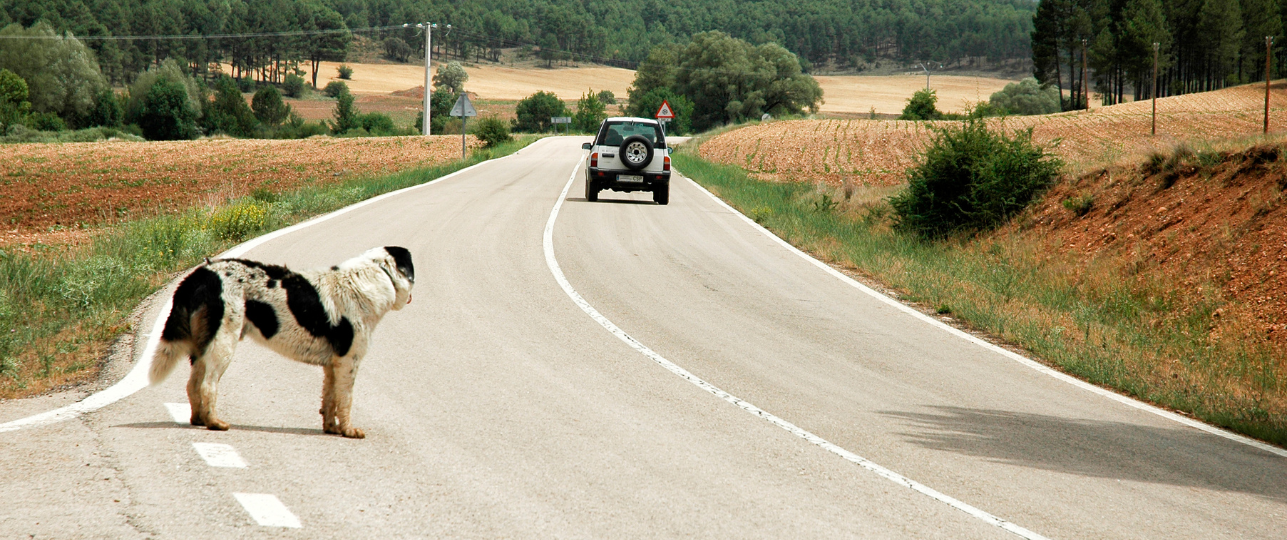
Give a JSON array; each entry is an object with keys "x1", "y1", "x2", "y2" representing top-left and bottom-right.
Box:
[{"x1": 149, "y1": 246, "x2": 414, "y2": 438}]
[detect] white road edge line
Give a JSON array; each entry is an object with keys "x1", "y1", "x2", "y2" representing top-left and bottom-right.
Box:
[
  {"x1": 544, "y1": 162, "x2": 1049, "y2": 540},
  {"x1": 680, "y1": 170, "x2": 1287, "y2": 460},
  {"x1": 0, "y1": 148, "x2": 523, "y2": 434},
  {"x1": 192, "y1": 442, "x2": 248, "y2": 468},
  {"x1": 233, "y1": 492, "x2": 301, "y2": 528},
  {"x1": 164, "y1": 402, "x2": 191, "y2": 424}
]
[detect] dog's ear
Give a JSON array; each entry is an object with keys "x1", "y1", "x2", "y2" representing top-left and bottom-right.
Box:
[{"x1": 383, "y1": 246, "x2": 414, "y2": 284}]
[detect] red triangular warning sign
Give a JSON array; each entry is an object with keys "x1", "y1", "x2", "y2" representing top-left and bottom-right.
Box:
[{"x1": 655, "y1": 100, "x2": 675, "y2": 119}]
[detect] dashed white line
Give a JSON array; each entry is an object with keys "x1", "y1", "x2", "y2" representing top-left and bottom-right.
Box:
[
  {"x1": 164, "y1": 402, "x2": 190, "y2": 424},
  {"x1": 192, "y1": 442, "x2": 248, "y2": 468},
  {"x1": 233, "y1": 493, "x2": 302, "y2": 528},
  {"x1": 544, "y1": 161, "x2": 1050, "y2": 539}
]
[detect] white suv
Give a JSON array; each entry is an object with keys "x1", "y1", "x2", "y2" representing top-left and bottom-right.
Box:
[{"x1": 581, "y1": 117, "x2": 671, "y2": 205}]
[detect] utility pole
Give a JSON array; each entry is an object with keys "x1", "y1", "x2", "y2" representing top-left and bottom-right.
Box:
[
  {"x1": 1268, "y1": 36, "x2": 1274, "y2": 135},
  {"x1": 1158, "y1": 41, "x2": 1168, "y2": 136},
  {"x1": 416, "y1": 22, "x2": 437, "y2": 136}
]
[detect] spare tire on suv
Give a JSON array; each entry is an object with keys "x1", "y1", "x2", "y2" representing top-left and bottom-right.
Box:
[{"x1": 619, "y1": 135, "x2": 654, "y2": 170}]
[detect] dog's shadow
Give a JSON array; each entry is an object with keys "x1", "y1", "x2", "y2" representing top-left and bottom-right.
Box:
[{"x1": 115, "y1": 421, "x2": 326, "y2": 437}]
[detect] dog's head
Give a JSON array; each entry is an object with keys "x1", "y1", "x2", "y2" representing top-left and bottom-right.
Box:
[{"x1": 366, "y1": 246, "x2": 415, "y2": 310}]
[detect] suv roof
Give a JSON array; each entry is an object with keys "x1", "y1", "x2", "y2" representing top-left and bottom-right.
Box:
[{"x1": 603, "y1": 117, "x2": 660, "y2": 125}]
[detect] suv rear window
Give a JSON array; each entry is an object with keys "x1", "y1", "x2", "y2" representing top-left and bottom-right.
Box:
[{"x1": 597, "y1": 121, "x2": 665, "y2": 147}]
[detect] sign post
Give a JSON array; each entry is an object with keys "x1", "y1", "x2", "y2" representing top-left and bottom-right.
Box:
[
  {"x1": 450, "y1": 93, "x2": 477, "y2": 158},
  {"x1": 655, "y1": 99, "x2": 675, "y2": 136}
]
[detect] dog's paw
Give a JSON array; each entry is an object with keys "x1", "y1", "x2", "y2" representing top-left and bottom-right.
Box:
[
  {"x1": 205, "y1": 418, "x2": 230, "y2": 431},
  {"x1": 340, "y1": 426, "x2": 365, "y2": 439}
]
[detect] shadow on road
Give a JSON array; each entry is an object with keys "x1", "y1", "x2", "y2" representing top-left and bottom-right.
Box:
[
  {"x1": 880, "y1": 406, "x2": 1287, "y2": 502},
  {"x1": 567, "y1": 197, "x2": 658, "y2": 205},
  {"x1": 114, "y1": 421, "x2": 325, "y2": 437}
]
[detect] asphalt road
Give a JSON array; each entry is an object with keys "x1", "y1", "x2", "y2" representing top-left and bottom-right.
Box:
[{"x1": 2, "y1": 136, "x2": 1285, "y2": 539}]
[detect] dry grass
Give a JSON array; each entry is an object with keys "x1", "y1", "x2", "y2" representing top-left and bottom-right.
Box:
[
  {"x1": 814, "y1": 74, "x2": 1015, "y2": 115},
  {"x1": 302, "y1": 60, "x2": 636, "y2": 101},
  {"x1": 701, "y1": 80, "x2": 1287, "y2": 186}
]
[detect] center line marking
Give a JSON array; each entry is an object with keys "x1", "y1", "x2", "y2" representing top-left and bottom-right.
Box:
[
  {"x1": 192, "y1": 442, "x2": 248, "y2": 468},
  {"x1": 543, "y1": 160, "x2": 1048, "y2": 539},
  {"x1": 233, "y1": 493, "x2": 301, "y2": 528}
]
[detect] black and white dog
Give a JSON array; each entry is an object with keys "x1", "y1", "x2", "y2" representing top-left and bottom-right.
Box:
[{"x1": 149, "y1": 246, "x2": 414, "y2": 438}]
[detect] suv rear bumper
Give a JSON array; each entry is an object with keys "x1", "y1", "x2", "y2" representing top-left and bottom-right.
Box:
[{"x1": 587, "y1": 168, "x2": 670, "y2": 192}]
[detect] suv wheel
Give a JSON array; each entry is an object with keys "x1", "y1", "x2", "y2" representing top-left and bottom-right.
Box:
[
  {"x1": 620, "y1": 135, "x2": 654, "y2": 171},
  {"x1": 653, "y1": 183, "x2": 669, "y2": 205}
]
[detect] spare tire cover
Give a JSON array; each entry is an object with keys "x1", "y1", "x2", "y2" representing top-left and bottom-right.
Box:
[{"x1": 619, "y1": 135, "x2": 654, "y2": 170}]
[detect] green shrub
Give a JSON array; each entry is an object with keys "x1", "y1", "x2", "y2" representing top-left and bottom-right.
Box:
[
  {"x1": 282, "y1": 74, "x2": 305, "y2": 98},
  {"x1": 356, "y1": 112, "x2": 395, "y2": 135},
  {"x1": 1062, "y1": 193, "x2": 1094, "y2": 216},
  {"x1": 572, "y1": 88, "x2": 606, "y2": 133},
  {"x1": 597, "y1": 90, "x2": 616, "y2": 104},
  {"x1": 989, "y1": 78, "x2": 1061, "y2": 116},
  {"x1": 331, "y1": 88, "x2": 359, "y2": 134},
  {"x1": 28, "y1": 111, "x2": 65, "y2": 131},
  {"x1": 203, "y1": 75, "x2": 258, "y2": 137},
  {"x1": 889, "y1": 117, "x2": 1063, "y2": 238},
  {"x1": 237, "y1": 77, "x2": 255, "y2": 93},
  {"x1": 337, "y1": 64, "x2": 353, "y2": 80},
  {"x1": 474, "y1": 116, "x2": 511, "y2": 147},
  {"x1": 323, "y1": 81, "x2": 348, "y2": 98},
  {"x1": 899, "y1": 88, "x2": 940, "y2": 120},
  {"x1": 512, "y1": 90, "x2": 566, "y2": 132}
]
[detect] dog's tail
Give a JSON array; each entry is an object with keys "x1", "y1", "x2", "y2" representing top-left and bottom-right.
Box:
[{"x1": 150, "y1": 266, "x2": 224, "y2": 385}]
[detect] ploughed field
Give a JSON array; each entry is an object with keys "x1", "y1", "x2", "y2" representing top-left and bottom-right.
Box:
[
  {"x1": 701, "y1": 81, "x2": 1287, "y2": 185},
  {"x1": 0, "y1": 135, "x2": 481, "y2": 245}
]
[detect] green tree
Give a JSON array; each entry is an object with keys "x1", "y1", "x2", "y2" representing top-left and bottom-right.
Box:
[
  {"x1": 0, "y1": 22, "x2": 106, "y2": 122},
  {"x1": 300, "y1": 2, "x2": 350, "y2": 88},
  {"x1": 989, "y1": 78, "x2": 1061, "y2": 116},
  {"x1": 572, "y1": 88, "x2": 606, "y2": 132},
  {"x1": 512, "y1": 90, "x2": 566, "y2": 132},
  {"x1": 1198, "y1": 0, "x2": 1245, "y2": 86},
  {"x1": 899, "y1": 89, "x2": 941, "y2": 120},
  {"x1": 672, "y1": 32, "x2": 822, "y2": 131},
  {"x1": 137, "y1": 76, "x2": 198, "y2": 140},
  {"x1": 82, "y1": 87, "x2": 123, "y2": 128},
  {"x1": 433, "y1": 61, "x2": 468, "y2": 93},
  {"x1": 202, "y1": 75, "x2": 258, "y2": 137},
  {"x1": 626, "y1": 87, "x2": 694, "y2": 135},
  {"x1": 626, "y1": 44, "x2": 680, "y2": 106},
  {"x1": 331, "y1": 87, "x2": 359, "y2": 134},
  {"x1": 251, "y1": 85, "x2": 290, "y2": 126},
  {"x1": 0, "y1": 68, "x2": 31, "y2": 134},
  {"x1": 125, "y1": 59, "x2": 199, "y2": 127},
  {"x1": 383, "y1": 37, "x2": 412, "y2": 63}
]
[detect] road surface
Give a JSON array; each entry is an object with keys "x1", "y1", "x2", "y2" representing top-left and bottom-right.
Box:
[{"x1": 2, "y1": 137, "x2": 1284, "y2": 539}]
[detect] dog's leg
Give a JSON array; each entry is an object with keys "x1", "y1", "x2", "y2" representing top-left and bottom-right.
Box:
[
  {"x1": 186, "y1": 359, "x2": 206, "y2": 427},
  {"x1": 193, "y1": 333, "x2": 237, "y2": 431},
  {"x1": 320, "y1": 363, "x2": 338, "y2": 434},
  {"x1": 328, "y1": 355, "x2": 365, "y2": 439}
]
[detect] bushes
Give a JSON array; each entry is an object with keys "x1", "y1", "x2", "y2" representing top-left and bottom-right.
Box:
[
  {"x1": 323, "y1": 81, "x2": 348, "y2": 98},
  {"x1": 474, "y1": 116, "x2": 511, "y2": 147},
  {"x1": 337, "y1": 64, "x2": 353, "y2": 80},
  {"x1": 889, "y1": 116, "x2": 1063, "y2": 238},
  {"x1": 282, "y1": 74, "x2": 306, "y2": 98},
  {"x1": 513, "y1": 90, "x2": 566, "y2": 132},
  {"x1": 202, "y1": 75, "x2": 258, "y2": 137},
  {"x1": 899, "y1": 88, "x2": 941, "y2": 120},
  {"x1": 383, "y1": 37, "x2": 412, "y2": 63},
  {"x1": 989, "y1": 78, "x2": 1061, "y2": 116}
]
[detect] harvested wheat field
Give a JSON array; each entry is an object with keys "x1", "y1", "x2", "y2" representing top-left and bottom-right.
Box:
[
  {"x1": 0, "y1": 135, "x2": 481, "y2": 243},
  {"x1": 814, "y1": 74, "x2": 1015, "y2": 115},
  {"x1": 701, "y1": 81, "x2": 1287, "y2": 185},
  {"x1": 311, "y1": 60, "x2": 635, "y2": 101}
]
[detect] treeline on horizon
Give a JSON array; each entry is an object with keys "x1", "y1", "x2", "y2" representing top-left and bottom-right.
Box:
[
  {"x1": 1032, "y1": 0, "x2": 1287, "y2": 110},
  {"x1": 0, "y1": 0, "x2": 1036, "y2": 87}
]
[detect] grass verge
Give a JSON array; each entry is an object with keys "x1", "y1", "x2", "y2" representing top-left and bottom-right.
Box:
[
  {"x1": 0, "y1": 135, "x2": 539, "y2": 399},
  {"x1": 672, "y1": 148, "x2": 1287, "y2": 448}
]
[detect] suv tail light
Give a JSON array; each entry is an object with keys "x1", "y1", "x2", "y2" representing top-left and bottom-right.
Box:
[
  {"x1": 591, "y1": 152, "x2": 598, "y2": 168},
  {"x1": 663, "y1": 155, "x2": 671, "y2": 172}
]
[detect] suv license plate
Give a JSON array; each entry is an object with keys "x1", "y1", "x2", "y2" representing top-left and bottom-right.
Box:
[{"x1": 618, "y1": 174, "x2": 643, "y2": 183}]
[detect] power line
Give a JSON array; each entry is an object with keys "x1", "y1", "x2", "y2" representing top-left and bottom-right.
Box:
[{"x1": 0, "y1": 24, "x2": 408, "y2": 41}]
